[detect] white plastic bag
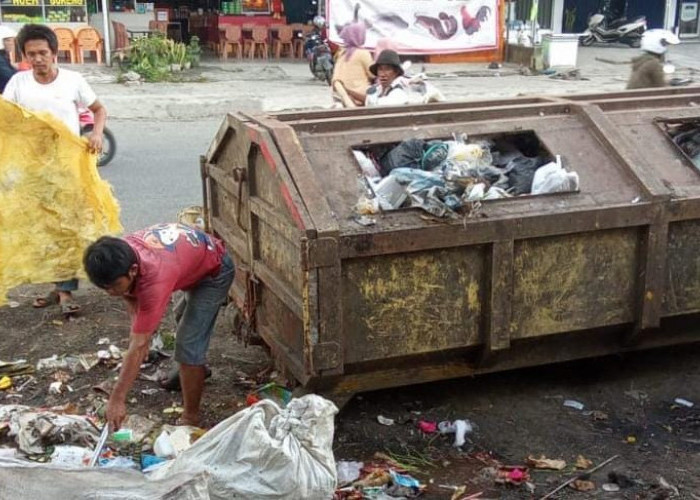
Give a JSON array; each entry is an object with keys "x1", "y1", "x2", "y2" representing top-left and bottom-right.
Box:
[
  {"x1": 531, "y1": 157, "x2": 580, "y2": 195},
  {"x1": 150, "y1": 394, "x2": 338, "y2": 500}
]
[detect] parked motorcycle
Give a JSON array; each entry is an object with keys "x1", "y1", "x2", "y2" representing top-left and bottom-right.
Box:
[
  {"x1": 79, "y1": 108, "x2": 116, "y2": 167},
  {"x1": 579, "y1": 14, "x2": 646, "y2": 47},
  {"x1": 303, "y1": 30, "x2": 333, "y2": 85}
]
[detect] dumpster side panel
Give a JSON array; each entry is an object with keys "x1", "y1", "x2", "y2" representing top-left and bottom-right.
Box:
[
  {"x1": 512, "y1": 229, "x2": 640, "y2": 337},
  {"x1": 341, "y1": 246, "x2": 485, "y2": 363},
  {"x1": 665, "y1": 220, "x2": 700, "y2": 316}
]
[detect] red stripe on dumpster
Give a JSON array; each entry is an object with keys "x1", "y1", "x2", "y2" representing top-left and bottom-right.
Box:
[{"x1": 280, "y1": 184, "x2": 305, "y2": 230}]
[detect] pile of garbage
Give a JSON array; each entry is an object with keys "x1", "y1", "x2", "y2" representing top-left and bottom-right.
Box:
[
  {"x1": 353, "y1": 133, "x2": 580, "y2": 219},
  {"x1": 0, "y1": 395, "x2": 338, "y2": 500},
  {"x1": 670, "y1": 122, "x2": 700, "y2": 168}
]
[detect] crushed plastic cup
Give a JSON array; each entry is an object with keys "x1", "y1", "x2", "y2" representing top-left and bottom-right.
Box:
[
  {"x1": 674, "y1": 398, "x2": 694, "y2": 408},
  {"x1": 377, "y1": 415, "x2": 395, "y2": 426},
  {"x1": 563, "y1": 399, "x2": 584, "y2": 410}
]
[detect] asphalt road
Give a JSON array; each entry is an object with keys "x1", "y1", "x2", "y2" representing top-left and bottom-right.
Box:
[{"x1": 99, "y1": 118, "x2": 220, "y2": 232}]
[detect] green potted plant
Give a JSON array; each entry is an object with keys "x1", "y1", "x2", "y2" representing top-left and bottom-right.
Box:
[{"x1": 186, "y1": 36, "x2": 201, "y2": 68}]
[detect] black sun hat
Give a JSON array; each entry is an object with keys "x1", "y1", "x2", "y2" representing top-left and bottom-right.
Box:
[{"x1": 370, "y1": 49, "x2": 404, "y2": 77}]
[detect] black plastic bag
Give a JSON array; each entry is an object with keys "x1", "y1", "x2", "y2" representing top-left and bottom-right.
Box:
[
  {"x1": 380, "y1": 139, "x2": 426, "y2": 175},
  {"x1": 506, "y1": 155, "x2": 547, "y2": 195}
]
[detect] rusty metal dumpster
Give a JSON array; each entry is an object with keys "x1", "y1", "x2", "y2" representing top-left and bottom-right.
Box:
[{"x1": 200, "y1": 86, "x2": 700, "y2": 402}]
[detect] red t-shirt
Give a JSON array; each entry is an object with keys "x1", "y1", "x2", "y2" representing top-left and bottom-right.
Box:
[{"x1": 125, "y1": 223, "x2": 226, "y2": 334}]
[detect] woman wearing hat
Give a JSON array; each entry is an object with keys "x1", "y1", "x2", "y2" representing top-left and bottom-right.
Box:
[
  {"x1": 0, "y1": 25, "x2": 18, "y2": 93},
  {"x1": 365, "y1": 49, "x2": 409, "y2": 107}
]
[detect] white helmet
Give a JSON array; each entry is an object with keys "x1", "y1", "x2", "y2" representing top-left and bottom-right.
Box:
[
  {"x1": 0, "y1": 25, "x2": 17, "y2": 41},
  {"x1": 641, "y1": 29, "x2": 680, "y2": 55},
  {"x1": 313, "y1": 15, "x2": 326, "y2": 29}
]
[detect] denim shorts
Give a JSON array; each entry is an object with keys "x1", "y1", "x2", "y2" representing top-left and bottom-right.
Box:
[{"x1": 174, "y1": 253, "x2": 235, "y2": 365}]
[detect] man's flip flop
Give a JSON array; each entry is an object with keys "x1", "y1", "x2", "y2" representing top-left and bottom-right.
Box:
[
  {"x1": 32, "y1": 290, "x2": 59, "y2": 308},
  {"x1": 160, "y1": 364, "x2": 212, "y2": 391}
]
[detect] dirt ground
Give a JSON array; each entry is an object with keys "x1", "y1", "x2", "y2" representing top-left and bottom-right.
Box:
[{"x1": 1, "y1": 284, "x2": 699, "y2": 499}]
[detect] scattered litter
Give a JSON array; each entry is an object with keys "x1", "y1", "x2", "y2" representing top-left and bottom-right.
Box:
[
  {"x1": 50, "y1": 445, "x2": 91, "y2": 466},
  {"x1": 141, "y1": 388, "x2": 161, "y2": 396},
  {"x1": 495, "y1": 466, "x2": 530, "y2": 485},
  {"x1": 631, "y1": 196, "x2": 642, "y2": 204},
  {"x1": 417, "y1": 420, "x2": 437, "y2": 434},
  {"x1": 658, "y1": 476, "x2": 680, "y2": 496},
  {"x1": 674, "y1": 397, "x2": 694, "y2": 408},
  {"x1": 36, "y1": 354, "x2": 98, "y2": 374},
  {"x1": 540, "y1": 455, "x2": 619, "y2": 500},
  {"x1": 563, "y1": 399, "x2": 584, "y2": 410},
  {"x1": 377, "y1": 415, "x2": 395, "y2": 426},
  {"x1": 438, "y1": 419, "x2": 473, "y2": 447},
  {"x1": 0, "y1": 376, "x2": 11, "y2": 390},
  {"x1": 162, "y1": 405, "x2": 184, "y2": 415},
  {"x1": 245, "y1": 383, "x2": 292, "y2": 408},
  {"x1": 575, "y1": 455, "x2": 593, "y2": 469},
  {"x1": 8, "y1": 301, "x2": 19, "y2": 308},
  {"x1": 97, "y1": 350, "x2": 111, "y2": 361},
  {"x1": 390, "y1": 469, "x2": 421, "y2": 489},
  {"x1": 527, "y1": 455, "x2": 566, "y2": 470},
  {"x1": 626, "y1": 435, "x2": 637, "y2": 444},
  {"x1": 111, "y1": 428, "x2": 133, "y2": 443},
  {"x1": 97, "y1": 338, "x2": 110, "y2": 345},
  {"x1": 99, "y1": 456, "x2": 140, "y2": 470},
  {"x1": 354, "y1": 215, "x2": 376, "y2": 226},
  {"x1": 602, "y1": 483, "x2": 621, "y2": 492},
  {"x1": 48, "y1": 381, "x2": 69, "y2": 394},
  {"x1": 108, "y1": 345, "x2": 122, "y2": 360},
  {"x1": 591, "y1": 410, "x2": 609, "y2": 421},
  {"x1": 570, "y1": 479, "x2": 595, "y2": 492},
  {"x1": 0, "y1": 359, "x2": 34, "y2": 377},
  {"x1": 337, "y1": 460, "x2": 364, "y2": 484}
]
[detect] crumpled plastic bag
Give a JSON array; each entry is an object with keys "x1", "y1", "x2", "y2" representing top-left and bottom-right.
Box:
[
  {"x1": 149, "y1": 394, "x2": 338, "y2": 500},
  {"x1": 531, "y1": 159, "x2": 580, "y2": 195},
  {"x1": 0, "y1": 99, "x2": 122, "y2": 306},
  {"x1": 2, "y1": 405, "x2": 100, "y2": 454}
]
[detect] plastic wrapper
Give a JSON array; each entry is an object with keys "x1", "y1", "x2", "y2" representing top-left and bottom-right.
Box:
[
  {"x1": 531, "y1": 158, "x2": 580, "y2": 194},
  {"x1": 352, "y1": 150, "x2": 380, "y2": 178},
  {"x1": 0, "y1": 100, "x2": 122, "y2": 306},
  {"x1": 371, "y1": 176, "x2": 407, "y2": 210}
]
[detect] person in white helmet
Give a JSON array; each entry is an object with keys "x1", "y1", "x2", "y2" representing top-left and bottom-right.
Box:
[
  {"x1": 627, "y1": 29, "x2": 680, "y2": 90},
  {"x1": 0, "y1": 25, "x2": 17, "y2": 92}
]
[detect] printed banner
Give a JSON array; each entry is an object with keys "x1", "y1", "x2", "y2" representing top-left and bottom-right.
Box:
[{"x1": 327, "y1": 0, "x2": 500, "y2": 54}]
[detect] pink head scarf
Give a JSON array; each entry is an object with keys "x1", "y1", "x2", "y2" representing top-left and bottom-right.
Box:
[{"x1": 340, "y1": 22, "x2": 366, "y2": 60}]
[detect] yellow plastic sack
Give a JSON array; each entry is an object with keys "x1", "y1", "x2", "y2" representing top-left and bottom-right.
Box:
[{"x1": 0, "y1": 99, "x2": 123, "y2": 306}]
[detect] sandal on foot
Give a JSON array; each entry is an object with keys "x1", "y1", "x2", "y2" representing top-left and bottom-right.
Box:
[
  {"x1": 159, "y1": 364, "x2": 212, "y2": 391},
  {"x1": 60, "y1": 300, "x2": 81, "y2": 315},
  {"x1": 33, "y1": 290, "x2": 59, "y2": 308}
]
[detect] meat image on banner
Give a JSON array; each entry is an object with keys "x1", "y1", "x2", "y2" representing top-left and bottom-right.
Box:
[{"x1": 327, "y1": 0, "x2": 499, "y2": 54}]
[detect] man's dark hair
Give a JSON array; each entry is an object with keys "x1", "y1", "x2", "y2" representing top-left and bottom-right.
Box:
[
  {"x1": 17, "y1": 24, "x2": 58, "y2": 55},
  {"x1": 83, "y1": 236, "x2": 137, "y2": 288}
]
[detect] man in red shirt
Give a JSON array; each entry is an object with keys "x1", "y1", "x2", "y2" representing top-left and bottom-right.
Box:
[{"x1": 83, "y1": 223, "x2": 234, "y2": 429}]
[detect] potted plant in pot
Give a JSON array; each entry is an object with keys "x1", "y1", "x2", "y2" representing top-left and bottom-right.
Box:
[{"x1": 186, "y1": 36, "x2": 201, "y2": 68}]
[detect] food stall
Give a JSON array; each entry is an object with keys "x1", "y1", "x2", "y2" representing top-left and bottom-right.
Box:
[
  {"x1": 191, "y1": 0, "x2": 286, "y2": 47},
  {"x1": 0, "y1": 0, "x2": 88, "y2": 27}
]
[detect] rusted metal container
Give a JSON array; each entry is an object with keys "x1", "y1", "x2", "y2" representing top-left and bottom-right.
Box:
[{"x1": 201, "y1": 87, "x2": 700, "y2": 403}]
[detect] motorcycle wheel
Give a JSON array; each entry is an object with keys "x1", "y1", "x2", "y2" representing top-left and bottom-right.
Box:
[
  {"x1": 322, "y1": 59, "x2": 333, "y2": 86},
  {"x1": 81, "y1": 125, "x2": 116, "y2": 167},
  {"x1": 579, "y1": 35, "x2": 595, "y2": 46}
]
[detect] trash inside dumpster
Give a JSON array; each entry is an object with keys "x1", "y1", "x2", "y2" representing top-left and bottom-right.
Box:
[
  {"x1": 200, "y1": 87, "x2": 700, "y2": 402},
  {"x1": 353, "y1": 132, "x2": 580, "y2": 218}
]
